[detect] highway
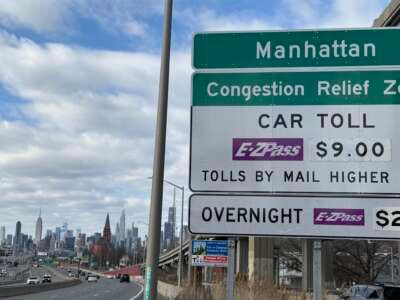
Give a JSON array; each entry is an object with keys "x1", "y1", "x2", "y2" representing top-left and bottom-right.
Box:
[
  {"x1": 0, "y1": 264, "x2": 144, "y2": 300},
  {"x1": 3, "y1": 276, "x2": 143, "y2": 300}
]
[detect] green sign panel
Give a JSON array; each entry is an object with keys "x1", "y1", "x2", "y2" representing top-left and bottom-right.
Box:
[
  {"x1": 192, "y1": 70, "x2": 400, "y2": 106},
  {"x1": 193, "y1": 28, "x2": 400, "y2": 69}
]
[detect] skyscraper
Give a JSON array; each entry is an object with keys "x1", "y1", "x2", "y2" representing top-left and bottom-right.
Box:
[
  {"x1": 13, "y1": 221, "x2": 22, "y2": 254},
  {"x1": 34, "y1": 209, "x2": 43, "y2": 245},
  {"x1": 120, "y1": 209, "x2": 126, "y2": 241},
  {"x1": 103, "y1": 213, "x2": 111, "y2": 243},
  {"x1": 55, "y1": 227, "x2": 61, "y2": 241},
  {"x1": 115, "y1": 223, "x2": 120, "y2": 245},
  {"x1": 6, "y1": 234, "x2": 12, "y2": 246},
  {"x1": 0, "y1": 226, "x2": 5, "y2": 245}
]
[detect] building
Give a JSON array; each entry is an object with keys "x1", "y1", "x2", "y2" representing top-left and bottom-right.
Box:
[
  {"x1": 163, "y1": 206, "x2": 176, "y2": 250},
  {"x1": 120, "y1": 209, "x2": 126, "y2": 243},
  {"x1": 55, "y1": 227, "x2": 61, "y2": 241},
  {"x1": 49, "y1": 234, "x2": 56, "y2": 253},
  {"x1": 13, "y1": 221, "x2": 22, "y2": 254},
  {"x1": 6, "y1": 234, "x2": 12, "y2": 246},
  {"x1": 374, "y1": 0, "x2": 400, "y2": 26},
  {"x1": 90, "y1": 213, "x2": 113, "y2": 268},
  {"x1": 34, "y1": 209, "x2": 43, "y2": 245},
  {"x1": 163, "y1": 221, "x2": 174, "y2": 250},
  {"x1": 103, "y1": 213, "x2": 112, "y2": 243},
  {"x1": 0, "y1": 226, "x2": 5, "y2": 245},
  {"x1": 65, "y1": 236, "x2": 75, "y2": 251},
  {"x1": 115, "y1": 222, "x2": 120, "y2": 245}
]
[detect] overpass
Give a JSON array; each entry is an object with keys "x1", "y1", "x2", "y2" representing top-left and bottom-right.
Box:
[{"x1": 158, "y1": 240, "x2": 190, "y2": 268}]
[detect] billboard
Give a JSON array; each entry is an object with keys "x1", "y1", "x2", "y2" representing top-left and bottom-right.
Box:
[{"x1": 191, "y1": 240, "x2": 228, "y2": 267}]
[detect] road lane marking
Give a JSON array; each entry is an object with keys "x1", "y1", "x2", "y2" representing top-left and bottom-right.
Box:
[{"x1": 130, "y1": 281, "x2": 144, "y2": 300}]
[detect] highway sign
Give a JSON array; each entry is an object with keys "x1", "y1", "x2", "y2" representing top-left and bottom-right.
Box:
[
  {"x1": 190, "y1": 70, "x2": 400, "y2": 194},
  {"x1": 191, "y1": 240, "x2": 228, "y2": 267},
  {"x1": 193, "y1": 28, "x2": 400, "y2": 69},
  {"x1": 189, "y1": 194, "x2": 400, "y2": 239}
]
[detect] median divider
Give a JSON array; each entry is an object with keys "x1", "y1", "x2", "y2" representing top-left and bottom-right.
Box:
[{"x1": 0, "y1": 278, "x2": 81, "y2": 298}]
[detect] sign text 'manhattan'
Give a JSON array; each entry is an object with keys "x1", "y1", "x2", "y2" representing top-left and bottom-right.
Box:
[{"x1": 256, "y1": 40, "x2": 376, "y2": 60}]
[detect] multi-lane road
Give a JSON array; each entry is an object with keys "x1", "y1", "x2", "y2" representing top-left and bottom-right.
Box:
[
  {"x1": 4, "y1": 277, "x2": 143, "y2": 300},
  {"x1": 1, "y1": 266, "x2": 143, "y2": 300}
]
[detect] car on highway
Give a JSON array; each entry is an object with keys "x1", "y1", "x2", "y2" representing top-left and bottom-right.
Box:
[
  {"x1": 0, "y1": 269, "x2": 7, "y2": 277},
  {"x1": 85, "y1": 272, "x2": 92, "y2": 280},
  {"x1": 26, "y1": 276, "x2": 40, "y2": 285},
  {"x1": 120, "y1": 274, "x2": 130, "y2": 283},
  {"x1": 42, "y1": 274, "x2": 52, "y2": 283},
  {"x1": 87, "y1": 275, "x2": 98, "y2": 283}
]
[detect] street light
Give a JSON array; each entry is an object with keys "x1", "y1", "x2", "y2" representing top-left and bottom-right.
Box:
[{"x1": 148, "y1": 176, "x2": 185, "y2": 287}]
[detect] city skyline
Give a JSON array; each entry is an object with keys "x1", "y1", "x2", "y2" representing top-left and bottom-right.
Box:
[{"x1": 0, "y1": 203, "x2": 181, "y2": 241}]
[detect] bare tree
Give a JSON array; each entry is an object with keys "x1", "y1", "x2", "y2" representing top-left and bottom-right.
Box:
[{"x1": 333, "y1": 240, "x2": 393, "y2": 285}]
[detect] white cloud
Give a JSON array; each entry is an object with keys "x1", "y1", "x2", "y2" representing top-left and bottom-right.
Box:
[
  {"x1": 123, "y1": 20, "x2": 147, "y2": 38},
  {"x1": 281, "y1": 0, "x2": 387, "y2": 28},
  {"x1": 0, "y1": 0, "x2": 71, "y2": 33},
  {"x1": 0, "y1": 31, "x2": 190, "y2": 236},
  {"x1": 178, "y1": 8, "x2": 281, "y2": 33}
]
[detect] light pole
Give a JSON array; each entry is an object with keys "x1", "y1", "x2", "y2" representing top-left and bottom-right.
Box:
[
  {"x1": 163, "y1": 179, "x2": 184, "y2": 287},
  {"x1": 144, "y1": 0, "x2": 173, "y2": 298},
  {"x1": 148, "y1": 177, "x2": 185, "y2": 287}
]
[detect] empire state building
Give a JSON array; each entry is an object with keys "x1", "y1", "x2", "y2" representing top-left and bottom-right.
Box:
[{"x1": 34, "y1": 209, "x2": 43, "y2": 245}]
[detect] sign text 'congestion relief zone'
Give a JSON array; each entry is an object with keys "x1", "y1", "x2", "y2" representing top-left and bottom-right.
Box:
[
  {"x1": 189, "y1": 70, "x2": 400, "y2": 193},
  {"x1": 193, "y1": 28, "x2": 400, "y2": 69},
  {"x1": 189, "y1": 194, "x2": 400, "y2": 239}
]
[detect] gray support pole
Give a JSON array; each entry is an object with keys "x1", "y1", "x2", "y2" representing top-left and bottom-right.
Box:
[
  {"x1": 313, "y1": 240, "x2": 322, "y2": 300},
  {"x1": 397, "y1": 242, "x2": 400, "y2": 284},
  {"x1": 178, "y1": 187, "x2": 184, "y2": 287},
  {"x1": 227, "y1": 238, "x2": 236, "y2": 300},
  {"x1": 188, "y1": 235, "x2": 192, "y2": 284},
  {"x1": 144, "y1": 0, "x2": 173, "y2": 299}
]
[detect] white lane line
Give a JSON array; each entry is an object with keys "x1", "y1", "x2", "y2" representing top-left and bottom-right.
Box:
[{"x1": 130, "y1": 282, "x2": 144, "y2": 300}]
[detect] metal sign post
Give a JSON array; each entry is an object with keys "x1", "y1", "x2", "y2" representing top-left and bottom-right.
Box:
[
  {"x1": 313, "y1": 240, "x2": 322, "y2": 300},
  {"x1": 226, "y1": 238, "x2": 235, "y2": 300}
]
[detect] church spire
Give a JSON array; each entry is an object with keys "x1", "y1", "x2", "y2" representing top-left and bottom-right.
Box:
[{"x1": 103, "y1": 213, "x2": 111, "y2": 243}]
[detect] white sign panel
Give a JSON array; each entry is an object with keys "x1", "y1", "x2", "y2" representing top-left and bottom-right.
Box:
[
  {"x1": 190, "y1": 105, "x2": 400, "y2": 193},
  {"x1": 189, "y1": 194, "x2": 400, "y2": 239}
]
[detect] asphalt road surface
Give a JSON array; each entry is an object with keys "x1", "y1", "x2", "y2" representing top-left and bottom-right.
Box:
[{"x1": 3, "y1": 277, "x2": 143, "y2": 300}]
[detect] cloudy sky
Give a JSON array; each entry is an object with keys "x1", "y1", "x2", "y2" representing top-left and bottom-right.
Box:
[{"x1": 0, "y1": 0, "x2": 389, "y2": 238}]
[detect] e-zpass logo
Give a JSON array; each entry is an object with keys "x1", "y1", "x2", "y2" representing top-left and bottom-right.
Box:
[{"x1": 232, "y1": 138, "x2": 303, "y2": 161}]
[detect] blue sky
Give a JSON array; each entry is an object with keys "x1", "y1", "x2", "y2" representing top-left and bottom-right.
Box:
[{"x1": 0, "y1": 0, "x2": 389, "y2": 238}]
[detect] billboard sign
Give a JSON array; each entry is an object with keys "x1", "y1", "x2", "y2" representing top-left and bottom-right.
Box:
[
  {"x1": 191, "y1": 240, "x2": 228, "y2": 267},
  {"x1": 190, "y1": 70, "x2": 400, "y2": 194},
  {"x1": 189, "y1": 194, "x2": 400, "y2": 239}
]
